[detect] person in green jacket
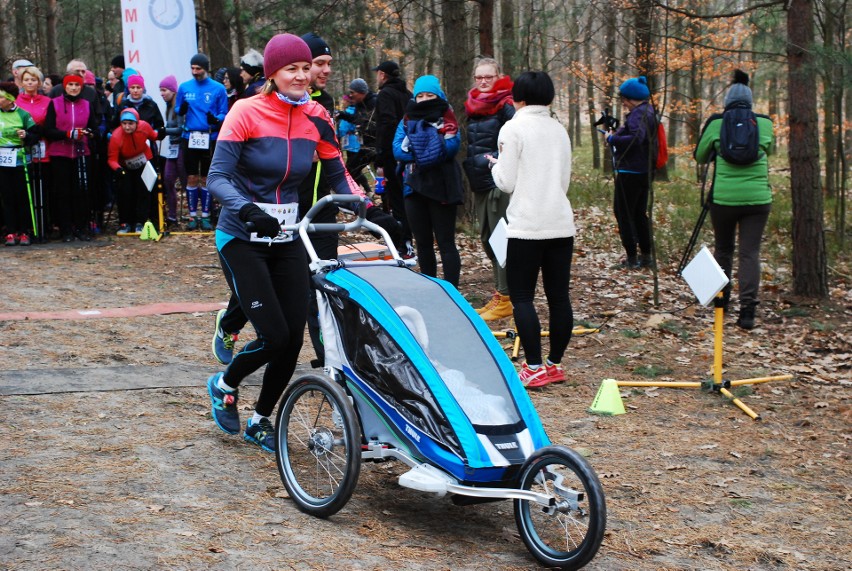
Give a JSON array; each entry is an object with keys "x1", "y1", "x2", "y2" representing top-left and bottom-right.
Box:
[
  {"x1": 694, "y1": 70, "x2": 774, "y2": 330},
  {"x1": 0, "y1": 82, "x2": 39, "y2": 246}
]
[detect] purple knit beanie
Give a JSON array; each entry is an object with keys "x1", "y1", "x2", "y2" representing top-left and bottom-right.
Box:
[
  {"x1": 263, "y1": 33, "x2": 312, "y2": 78},
  {"x1": 159, "y1": 75, "x2": 178, "y2": 93}
]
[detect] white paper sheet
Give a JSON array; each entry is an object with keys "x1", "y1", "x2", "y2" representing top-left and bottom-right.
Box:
[
  {"x1": 681, "y1": 245, "x2": 730, "y2": 306},
  {"x1": 488, "y1": 218, "x2": 508, "y2": 268},
  {"x1": 141, "y1": 161, "x2": 157, "y2": 192}
]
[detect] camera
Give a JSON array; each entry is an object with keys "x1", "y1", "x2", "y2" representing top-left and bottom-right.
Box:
[{"x1": 593, "y1": 108, "x2": 619, "y2": 132}]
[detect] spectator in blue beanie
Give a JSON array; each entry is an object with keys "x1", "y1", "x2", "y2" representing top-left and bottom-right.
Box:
[
  {"x1": 606, "y1": 75, "x2": 656, "y2": 269},
  {"x1": 392, "y1": 74, "x2": 464, "y2": 287}
]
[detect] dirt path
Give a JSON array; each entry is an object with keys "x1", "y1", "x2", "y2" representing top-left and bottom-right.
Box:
[{"x1": 1, "y1": 236, "x2": 850, "y2": 570}]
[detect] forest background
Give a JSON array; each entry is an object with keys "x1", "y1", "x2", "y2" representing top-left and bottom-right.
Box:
[{"x1": 0, "y1": 0, "x2": 849, "y2": 300}]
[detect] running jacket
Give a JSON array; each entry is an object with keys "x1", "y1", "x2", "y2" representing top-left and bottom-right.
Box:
[
  {"x1": 107, "y1": 111, "x2": 158, "y2": 171},
  {"x1": 174, "y1": 77, "x2": 228, "y2": 139},
  {"x1": 15, "y1": 93, "x2": 50, "y2": 126},
  {"x1": 0, "y1": 106, "x2": 38, "y2": 167},
  {"x1": 208, "y1": 93, "x2": 363, "y2": 241}
]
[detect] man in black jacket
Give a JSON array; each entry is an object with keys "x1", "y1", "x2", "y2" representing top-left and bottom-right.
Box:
[{"x1": 373, "y1": 60, "x2": 412, "y2": 253}]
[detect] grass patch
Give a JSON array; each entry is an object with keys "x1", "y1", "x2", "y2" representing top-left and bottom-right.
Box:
[
  {"x1": 810, "y1": 321, "x2": 835, "y2": 332},
  {"x1": 620, "y1": 329, "x2": 642, "y2": 339},
  {"x1": 633, "y1": 364, "x2": 674, "y2": 378},
  {"x1": 729, "y1": 498, "x2": 753, "y2": 509},
  {"x1": 731, "y1": 385, "x2": 754, "y2": 398},
  {"x1": 659, "y1": 320, "x2": 690, "y2": 340},
  {"x1": 780, "y1": 307, "x2": 811, "y2": 317},
  {"x1": 612, "y1": 356, "x2": 628, "y2": 366}
]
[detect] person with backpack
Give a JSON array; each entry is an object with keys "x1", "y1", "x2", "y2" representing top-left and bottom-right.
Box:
[
  {"x1": 606, "y1": 75, "x2": 656, "y2": 269},
  {"x1": 694, "y1": 70, "x2": 774, "y2": 330},
  {"x1": 392, "y1": 74, "x2": 464, "y2": 287}
]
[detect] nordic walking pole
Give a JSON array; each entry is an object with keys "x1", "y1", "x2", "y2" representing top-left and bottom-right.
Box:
[
  {"x1": 35, "y1": 148, "x2": 45, "y2": 240},
  {"x1": 22, "y1": 148, "x2": 37, "y2": 237}
]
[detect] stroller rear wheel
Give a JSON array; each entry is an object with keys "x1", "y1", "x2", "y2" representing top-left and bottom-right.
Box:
[
  {"x1": 276, "y1": 373, "x2": 361, "y2": 518},
  {"x1": 514, "y1": 445, "x2": 606, "y2": 569}
]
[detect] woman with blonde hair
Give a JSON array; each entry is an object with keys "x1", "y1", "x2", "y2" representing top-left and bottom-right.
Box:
[
  {"x1": 463, "y1": 57, "x2": 515, "y2": 319},
  {"x1": 15, "y1": 66, "x2": 51, "y2": 239}
]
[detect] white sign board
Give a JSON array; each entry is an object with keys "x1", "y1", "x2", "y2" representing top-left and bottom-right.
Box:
[{"x1": 120, "y1": 0, "x2": 198, "y2": 119}]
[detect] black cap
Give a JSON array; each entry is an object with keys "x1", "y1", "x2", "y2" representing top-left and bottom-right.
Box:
[
  {"x1": 190, "y1": 53, "x2": 211, "y2": 72},
  {"x1": 372, "y1": 61, "x2": 399, "y2": 74},
  {"x1": 300, "y1": 32, "x2": 331, "y2": 59},
  {"x1": 111, "y1": 55, "x2": 125, "y2": 69}
]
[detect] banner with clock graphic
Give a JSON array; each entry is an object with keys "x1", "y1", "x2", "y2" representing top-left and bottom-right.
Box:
[{"x1": 120, "y1": 0, "x2": 198, "y2": 117}]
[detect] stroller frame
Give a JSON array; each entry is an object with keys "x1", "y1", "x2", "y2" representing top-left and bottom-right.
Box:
[{"x1": 273, "y1": 195, "x2": 606, "y2": 569}]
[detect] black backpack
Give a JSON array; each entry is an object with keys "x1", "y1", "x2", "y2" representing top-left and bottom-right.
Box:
[{"x1": 719, "y1": 104, "x2": 760, "y2": 165}]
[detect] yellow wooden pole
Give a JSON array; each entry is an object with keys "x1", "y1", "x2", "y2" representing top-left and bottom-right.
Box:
[
  {"x1": 719, "y1": 387, "x2": 760, "y2": 420},
  {"x1": 728, "y1": 374, "x2": 794, "y2": 386},
  {"x1": 713, "y1": 296, "x2": 724, "y2": 384},
  {"x1": 616, "y1": 381, "x2": 703, "y2": 388}
]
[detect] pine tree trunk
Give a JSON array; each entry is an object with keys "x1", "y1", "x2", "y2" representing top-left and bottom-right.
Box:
[
  {"x1": 499, "y1": 0, "x2": 515, "y2": 77},
  {"x1": 477, "y1": 0, "x2": 494, "y2": 57},
  {"x1": 788, "y1": 0, "x2": 828, "y2": 297},
  {"x1": 204, "y1": 0, "x2": 232, "y2": 71},
  {"x1": 46, "y1": 0, "x2": 58, "y2": 75}
]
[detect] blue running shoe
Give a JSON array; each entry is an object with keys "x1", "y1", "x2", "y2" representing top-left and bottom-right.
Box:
[
  {"x1": 207, "y1": 373, "x2": 240, "y2": 435},
  {"x1": 244, "y1": 417, "x2": 276, "y2": 453},
  {"x1": 212, "y1": 309, "x2": 238, "y2": 365}
]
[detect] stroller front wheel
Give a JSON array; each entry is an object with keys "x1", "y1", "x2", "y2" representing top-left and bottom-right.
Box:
[
  {"x1": 275, "y1": 373, "x2": 361, "y2": 518},
  {"x1": 513, "y1": 445, "x2": 606, "y2": 569}
]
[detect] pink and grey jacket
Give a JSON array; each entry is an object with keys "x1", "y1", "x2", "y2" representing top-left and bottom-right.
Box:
[{"x1": 208, "y1": 92, "x2": 364, "y2": 242}]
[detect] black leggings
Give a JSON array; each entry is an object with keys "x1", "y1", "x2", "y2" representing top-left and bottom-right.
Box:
[
  {"x1": 506, "y1": 237, "x2": 574, "y2": 366},
  {"x1": 116, "y1": 167, "x2": 149, "y2": 227},
  {"x1": 217, "y1": 237, "x2": 309, "y2": 417},
  {"x1": 613, "y1": 172, "x2": 651, "y2": 258},
  {"x1": 219, "y1": 214, "x2": 338, "y2": 367},
  {"x1": 404, "y1": 192, "x2": 460, "y2": 287}
]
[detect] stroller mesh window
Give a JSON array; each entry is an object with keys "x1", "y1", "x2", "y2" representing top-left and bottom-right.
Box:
[{"x1": 350, "y1": 267, "x2": 522, "y2": 428}]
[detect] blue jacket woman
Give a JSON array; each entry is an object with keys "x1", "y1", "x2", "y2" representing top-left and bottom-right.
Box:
[{"x1": 392, "y1": 75, "x2": 463, "y2": 287}]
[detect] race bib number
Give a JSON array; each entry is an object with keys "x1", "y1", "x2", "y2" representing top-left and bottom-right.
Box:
[
  {"x1": 164, "y1": 136, "x2": 179, "y2": 159},
  {"x1": 188, "y1": 131, "x2": 210, "y2": 150},
  {"x1": 125, "y1": 153, "x2": 147, "y2": 170},
  {"x1": 0, "y1": 147, "x2": 17, "y2": 168},
  {"x1": 30, "y1": 141, "x2": 46, "y2": 160},
  {"x1": 249, "y1": 202, "x2": 298, "y2": 244}
]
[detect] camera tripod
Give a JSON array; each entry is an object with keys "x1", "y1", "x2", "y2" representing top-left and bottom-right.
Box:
[{"x1": 616, "y1": 292, "x2": 793, "y2": 420}]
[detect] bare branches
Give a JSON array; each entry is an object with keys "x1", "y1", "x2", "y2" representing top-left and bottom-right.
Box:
[{"x1": 650, "y1": 0, "x2": 787, "y2": 19}]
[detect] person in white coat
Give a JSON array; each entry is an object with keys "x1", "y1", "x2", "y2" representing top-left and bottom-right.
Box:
[{"x1": 489, "y1": 71, "x2": 575, "y2": 389}]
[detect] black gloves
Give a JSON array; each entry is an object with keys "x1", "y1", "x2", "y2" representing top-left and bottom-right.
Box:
[
  {"x1": 206, "y1": 111, "x2": 220, "y2": 126},
  {"x1": 365, "y1": 206, "x2": 402, "y2": 249},
  {"x1": 178, "y1": 100, "x2": 188, "y2": 116},
  {"x1": 114, "y1": 168, "x2": 126, "y2": 178},
  {"x1": 239, "y1": 203, "x2": 281, "y2": 238}
]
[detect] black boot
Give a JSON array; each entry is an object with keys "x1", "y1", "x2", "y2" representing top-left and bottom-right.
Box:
[
  {"x1": 737, "y1": 304, "x2": 756, "y2": 330},
  {"x1": 619, "y1": 255, "x2": 639, "y2": 269},
  {"x1": 638, "y1": 254, "x2": 653, "y2": 268}
]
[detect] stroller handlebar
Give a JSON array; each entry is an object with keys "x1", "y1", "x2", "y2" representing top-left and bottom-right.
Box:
[{"x1": 243, "y1": 194, "x2": 408, "y2": 270}]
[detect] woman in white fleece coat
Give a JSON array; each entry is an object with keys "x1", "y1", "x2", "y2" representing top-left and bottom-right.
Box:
[{"x1": 489, "y1": 71, "x2": 575, "y2": 389}]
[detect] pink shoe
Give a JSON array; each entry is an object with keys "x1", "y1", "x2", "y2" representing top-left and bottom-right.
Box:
[
  {"x1": 519, "y1": 363, "x2": 550, "y2": 388},
  {"x1": 545, "y1": 362, "x2": 566, "y2": 384}
]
